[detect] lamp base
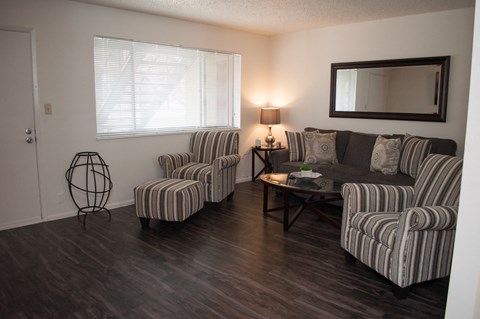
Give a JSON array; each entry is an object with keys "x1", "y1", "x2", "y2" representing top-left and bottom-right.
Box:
[
  {"x1": 265, "y1": 125, "x2": 275, "y2": 148},
  {"x1": 265, "y1": 135, "x2": 275, "y2": 148}
]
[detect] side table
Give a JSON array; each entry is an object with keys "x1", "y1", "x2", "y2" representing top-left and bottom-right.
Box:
[{"x1": 251, "y1": 145, "x2": 286, "y2": 181}]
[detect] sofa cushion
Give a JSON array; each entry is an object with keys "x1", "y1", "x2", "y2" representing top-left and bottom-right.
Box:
[
  {"x1": 314, "y1": 164, "x2": 371, "y2": 184},
  {"x1": 278, "y1": 162, "x2": 369, "y2": 183},
  {"x1": 370, "y1": 136, "x2": 402, "y2": 175},
  {"x1": 342, "y1": 132, "x2": 378, "y2": 169},
  {"x1": 280, "y1": 161, "x2": 415, "y2": 186},
  {"x1": 360, "y1": 171, "x2": 415, "y2": 186},
  {"x1": 285, "y1": 131, "x2": 305, "y2": 162},
  {"x1": 302, "y1": 131, "x2": 339, "y2": 165},
  {"x1": 399, "y1": 134, "x2": 432, "y2": 178},
  {"x1": 279, "y1": 161, "x2": 306, "y2": 174}
]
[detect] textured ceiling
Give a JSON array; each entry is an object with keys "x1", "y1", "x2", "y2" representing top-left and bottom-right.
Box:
[{"x1": 70, "y1": 0, "x2": 475, "y2": 35}]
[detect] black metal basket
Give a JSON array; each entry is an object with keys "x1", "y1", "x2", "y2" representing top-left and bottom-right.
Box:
[{"x1": 65, "y1": 152, "x2": 113, "y2": 227}]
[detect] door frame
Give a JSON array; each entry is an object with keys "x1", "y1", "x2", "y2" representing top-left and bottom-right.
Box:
[{"x1": 1, "y1": 25, "x2": 44, "y2": 223}]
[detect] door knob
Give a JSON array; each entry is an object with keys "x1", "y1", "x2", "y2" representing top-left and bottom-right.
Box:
[
  {"x1": 25, "y1": 128, "x2": 33, "y2": 135},
  {"x1": 26, "y1": 137, "x2": 34, "y2": 144}
]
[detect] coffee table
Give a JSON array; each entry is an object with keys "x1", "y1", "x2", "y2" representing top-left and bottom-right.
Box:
[{"x1": 260, "y1": 173, "x2": 343, "y2": 231}]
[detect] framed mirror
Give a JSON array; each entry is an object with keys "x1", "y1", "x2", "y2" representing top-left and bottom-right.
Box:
[{"x1": 329, "y1": 56, "x2": 450, "y2": 122}]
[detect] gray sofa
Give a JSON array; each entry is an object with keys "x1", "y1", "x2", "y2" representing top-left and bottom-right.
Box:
[{"x1": 269, "y1": 127, "x2": 457, "y2": 186}]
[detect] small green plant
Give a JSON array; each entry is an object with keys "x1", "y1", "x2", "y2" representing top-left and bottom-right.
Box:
[{"x1": 300, "y1": 162, "x2": 311, "y2": 171}]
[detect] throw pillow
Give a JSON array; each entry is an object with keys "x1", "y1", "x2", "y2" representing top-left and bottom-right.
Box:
[
  {"x1": 302, "y1": 131, "x2": 339, "y2": 165},
  {"x1": 399, "y1": 133, "x2": 432, "y2": 178},
  {"x1": 285, "y1": 131, "x2": 305, "y2": 162},
  {"x1": 370, "y1": 136, "x2": 402, "y2": 175}
]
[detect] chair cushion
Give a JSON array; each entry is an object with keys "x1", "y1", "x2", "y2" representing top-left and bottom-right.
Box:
[
  {"x1": 172, "y1": 163, "x2": 212, "y2": 184},
  {"x1": 350, "y1": 212, "x2": 400, "y2": 249}
]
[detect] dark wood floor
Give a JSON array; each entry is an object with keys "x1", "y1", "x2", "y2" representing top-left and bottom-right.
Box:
[{"x1": 0, "y1": 181, "x2": 448, "y2": 318}]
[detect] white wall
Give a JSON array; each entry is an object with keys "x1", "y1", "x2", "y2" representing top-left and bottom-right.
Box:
[
  {"x1": 269, "y1": 8, "x2": 474, "y2": 156},
  {"x1": 0, "y1": 0, "x2": 270, "y2": 220},
  {"x1": 445, "y1": 2, "x2": 480, "y2": 318}
]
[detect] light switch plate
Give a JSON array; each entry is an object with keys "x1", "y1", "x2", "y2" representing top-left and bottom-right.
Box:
[{"x1": 44, "y1": 103, "x2": 52, "y2": 115}]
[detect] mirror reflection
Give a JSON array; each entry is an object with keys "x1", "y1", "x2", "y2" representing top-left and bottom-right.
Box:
[{"x1": 330, "y1": 56, "x2": 450, "y2": 122}]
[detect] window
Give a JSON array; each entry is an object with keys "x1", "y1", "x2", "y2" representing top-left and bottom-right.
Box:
[
  {"x1": 335, "y1": 69, "x2": 357, "y2": 111},
  {"x1": 94, "y1": 36, "x2": 241, "y2": 137}
]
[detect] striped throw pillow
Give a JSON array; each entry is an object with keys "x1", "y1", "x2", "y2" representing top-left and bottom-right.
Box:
[
  {"x1": 285, "y1": 131, "x2": 305, "y2": 162},
  {"x1": 399, "y1": 134, "x2": 432, "y2": 178}
]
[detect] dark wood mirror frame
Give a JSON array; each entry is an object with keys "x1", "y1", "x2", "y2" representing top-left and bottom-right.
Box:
[{"x1": 329, "y1": 56, "x2": 450, "y2": 122}]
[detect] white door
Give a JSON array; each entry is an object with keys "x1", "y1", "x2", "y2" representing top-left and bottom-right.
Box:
[
  {"x1": 367, "y1": 72, "x2": 387, "y2": 112},
  {"x1": 0, "y1": 28, "x2": 42, "y2": 230}
]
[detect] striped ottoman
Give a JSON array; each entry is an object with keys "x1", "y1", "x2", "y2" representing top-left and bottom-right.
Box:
[{"x1": 134, "y1": 179, "x2": 204, "y2": 228}]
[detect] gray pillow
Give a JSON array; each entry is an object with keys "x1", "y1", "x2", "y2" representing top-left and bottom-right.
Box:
[
  {"x1": 302, "y1": 131, "x2": 338, "y2": 165},
  {"x1": 399, "y1": 133, "x2": 432, "y2": 178},
  {"x1": 370, "y1": 136, "x2": 402, "y2": 175}
]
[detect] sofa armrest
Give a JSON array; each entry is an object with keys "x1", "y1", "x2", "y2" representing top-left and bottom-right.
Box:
[
  {"x1": 342, "y1": 183, "x2": 415, "y2": 214},
  {"x1": 213, "y1": 154, "x2": 241, "y2": 171},
  {"x1": 158, "y1": 152, "x2": 194, "y2": 178},
  {"x1": 269, "y1": 149, "x2": 290, "y2": 172},
  {"x1": 400, "y1": 206, "x2": 458, "y2": 231}
]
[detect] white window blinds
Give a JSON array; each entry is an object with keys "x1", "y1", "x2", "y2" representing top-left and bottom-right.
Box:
[{"x1": 94, "y1": 36, "x2": 241, "y2": 137}]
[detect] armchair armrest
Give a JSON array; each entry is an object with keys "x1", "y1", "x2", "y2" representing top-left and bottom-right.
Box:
[
  {"x1": 401, "y1": 206, "x2": 458, "y2": 231},
  {"x1": 342, "y1": 183, "x2": 415, "y2": 214},
  {"x1": 213, "y1": 154, "x2": 241, "y2": 171},
  {"x1": 269, "y1": 149, "x2": 290, "y2": 173},
  {"x1": 391, "y1": 205, "x2": 458, "y2": 287},
  {"x1": 341, "y1": 183, "x2": 415, "y2": 250},
  {"x1": 158, "y1": 152, "x2": 194, "y2": 178}
]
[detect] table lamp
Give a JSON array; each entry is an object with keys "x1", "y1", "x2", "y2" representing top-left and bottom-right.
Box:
[{"x1": 260, "y1": 107, "x2": 280, "y2": 148}]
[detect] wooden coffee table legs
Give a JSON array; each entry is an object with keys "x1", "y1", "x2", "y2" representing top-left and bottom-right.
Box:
[
  {"x1": 263, "y1": 184, "x2": 299, "y2": 230},
  {"x1": 307, "y1": 199, "x2": 341, "y2": 229},
  {"x1": 263, "y1": 184, "x2": 341, "y2": 231},
  {"x1": 263, "y1": 188, "x2": 316, "y2": 231}
]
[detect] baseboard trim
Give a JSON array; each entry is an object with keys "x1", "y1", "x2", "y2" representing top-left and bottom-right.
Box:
[
  {"x1": 4, "y1": 181, "x2": 269, "y2": 230},
  {"x1": 236, "y1": 176, "x2": 252, "y2": 183},
  {"x1": 0, "y1": 216, "x2": 43, "y2": 231},
  {"x1": 46, "y1": 199, "x2": 135, "y2": 222}
]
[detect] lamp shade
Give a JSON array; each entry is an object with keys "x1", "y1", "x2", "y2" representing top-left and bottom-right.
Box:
[{"x1": 260, "y1": 107, "x2": 280, "y2": 125}]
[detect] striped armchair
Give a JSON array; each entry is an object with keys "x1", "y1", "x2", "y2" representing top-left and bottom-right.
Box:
[
  {"x1": 340, "y1": 154, "x2": 463, "y2": 298},
  {"x1": 158, "y1": 131, "x2": 241, "y2": 203}
]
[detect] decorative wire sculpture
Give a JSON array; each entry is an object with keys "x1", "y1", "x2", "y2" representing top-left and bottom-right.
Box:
[{"x1": 65, "y1": 152, "x2": 113, "y2": 227}]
